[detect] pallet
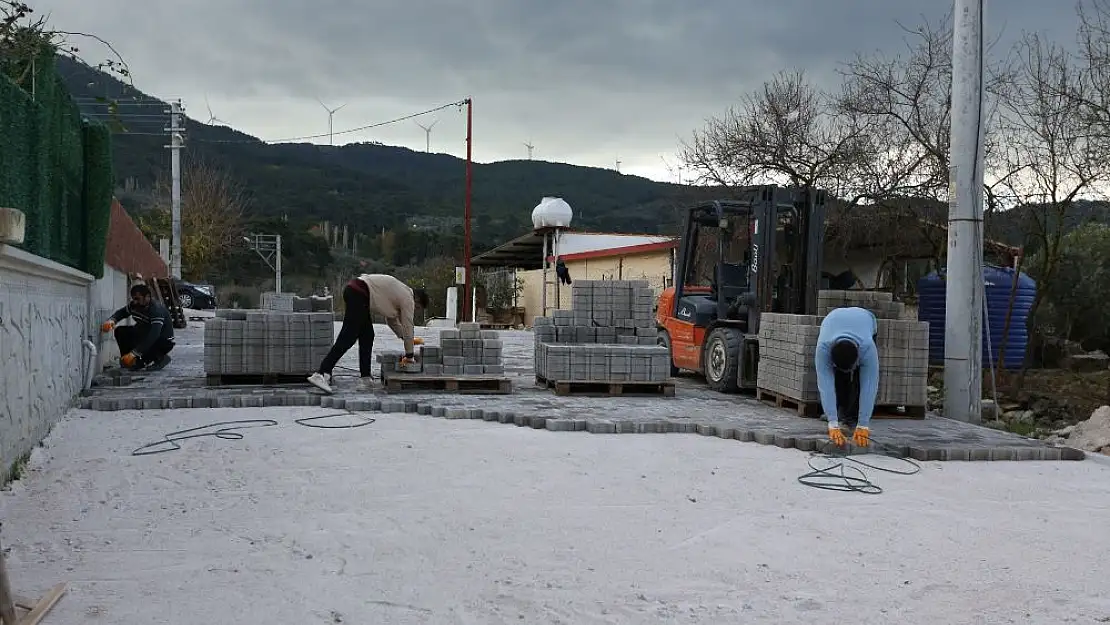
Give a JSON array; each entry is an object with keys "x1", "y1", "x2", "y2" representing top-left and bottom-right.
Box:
[
  {"x1": 382, "y1": 373, "x2": 512, "y2": 394},
  {"x1": 205, "y1": 373, "x2": 312, "y2": 387},
  {"x1": 151, "y1": 277, "x2": 188, "y2": 329},
  {"x1": 0, "y1": 532, "x2": 67, "y2": 625},
  {"x1": 537, "y1": 376, "x2": 676, "y2": 397},
  {"x1": 754, "y1": 388, "x2": 926, "y2": 419}
]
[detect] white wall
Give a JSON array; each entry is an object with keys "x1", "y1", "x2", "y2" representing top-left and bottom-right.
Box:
[
  {"x1": 0, "y1": 244, "x2": 94, "y2": 480},
  {"x1": 89, "y1": 265, "x2": 129, "y2": 369}
]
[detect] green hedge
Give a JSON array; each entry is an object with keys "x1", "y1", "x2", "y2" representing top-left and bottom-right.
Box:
[{"x1": 0, "y1": 53, "x2": 113, "y2": 277}]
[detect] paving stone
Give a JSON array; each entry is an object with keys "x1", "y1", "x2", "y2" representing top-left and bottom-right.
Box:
[
  {"x1": 432, "y1": 406, "x2": 447, "y2": 418},
  {"x1": 944, "y1": 448, "x2": 972, "y2": 461},
  {"x1": 498, "y1": 411, "x2": 515, "y2": 424},
  {"x1": 467, "y1": 408, "x2": 484, "y2": 419},
  {"x1": 753, "y1": 431, "x2": 775, "y2": 445},
  {"x1": 773, "y1": 434, "x2": 796, "y2": 449},
  {"x1": 445, "y1": 408, "x2": 468, "y2": 420},
  {"x1": 483, "y1": 410, "x2": 500, "y2": 422},
  {"x1": 418, "y1": 404, "x2": 433, "y2": 415},
  {"x1": 990, "y1": 448, "x2": 1014, "y2": 461},
  {"x1": 546, "y1": 419, "x2": 576, "y2": 432},
  {"x1": 696, "y1": 424, "x2": 717, "y2": 436},
  {"x1": 381, "y1": 400, "x2": 406, "y2": 413},
  {"x1": 167, "y1": 397, "x2": 192, "y2": 409},
  {"x1": 216, "y1": 396, "x2": 239, "y2": 408},
  {"x1": 587, "y1": 419, "x2": 616, "y2": 434}
]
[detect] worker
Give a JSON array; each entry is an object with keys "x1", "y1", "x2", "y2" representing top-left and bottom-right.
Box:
[
  {"x1": 307, "y1": 273, "x2": 430, "y2": 394},
  {"x1": 815, "y1": 306, "x2": 879, "y2": 447},
  {"x1": 100, "y1": 284, "x2": 175, "y2": 371}
]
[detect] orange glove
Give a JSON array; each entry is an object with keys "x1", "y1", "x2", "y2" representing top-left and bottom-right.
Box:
[
  {"x1": 828, "y1": 425, "x2": 847, "y2": 446},
  {"x1": 413, "y1": 337, "x2": 425, "y2": 345},
  {"x1": 853, "y1": 426, "x2": 871, "y2": 447},
  {"x1": 100, "y1": 320, "x2": 115, "y2": 333},
  {"x1": 120, "y1": 352, "x2": 137, "y2": 368},
  {"x1": 399, "y1": 356, "x2": 417, "y2": 367}
]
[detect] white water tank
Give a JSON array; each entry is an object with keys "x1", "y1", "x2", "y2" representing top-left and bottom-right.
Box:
[{"x1": 531, "y1": 197, "x2": 573, "y2": 229}]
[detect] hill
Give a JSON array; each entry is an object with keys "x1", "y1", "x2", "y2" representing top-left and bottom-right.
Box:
[{"x1": 56, "y1": 56, "x2": 690, "y2": 258}]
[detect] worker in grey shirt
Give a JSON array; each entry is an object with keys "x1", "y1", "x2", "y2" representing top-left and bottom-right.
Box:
[
  {"x1": 100, "y1": 284, "x2": 175, "y2": 371},
  {"x1": 815, "y1": 306, "x2": 879, "y2": 447}
]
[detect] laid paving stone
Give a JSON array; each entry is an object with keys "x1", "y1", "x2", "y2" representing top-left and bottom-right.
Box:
[{"x1": 74, "y1": 324, "x2": 1091, "y2": 462}]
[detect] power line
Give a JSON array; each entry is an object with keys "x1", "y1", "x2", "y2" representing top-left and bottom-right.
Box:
[{"x1": 193, "y1": 98, "x2": 468, "y2": 145}]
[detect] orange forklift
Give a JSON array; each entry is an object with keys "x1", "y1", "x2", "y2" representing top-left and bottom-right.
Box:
[{"x1": 656, "y1": 185, "x2": 826, "y2": 392}]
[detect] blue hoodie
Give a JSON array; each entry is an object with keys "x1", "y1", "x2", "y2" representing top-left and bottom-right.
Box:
[{"x1": 815, "y1": 307, "x2": 879, "y2": 428}]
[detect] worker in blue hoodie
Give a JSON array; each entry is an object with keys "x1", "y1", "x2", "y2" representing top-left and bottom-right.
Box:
[{"x1": 815, "y1": 306, "x2": 880, "y2": 447}]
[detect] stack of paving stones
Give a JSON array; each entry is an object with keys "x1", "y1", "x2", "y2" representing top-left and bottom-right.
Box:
[
  {"x1": 260, "y1": 291, "x2": 334, "y2": 313},
  {"x1": 203, "y1": 309, "x2": 334, "y2": 376},
  {"x1": 531, "y1": 280, "x2": 670, "y2": 383},
  {"x1": 817, "y1": 289, "x2": 905, "y2": 319},
  {"x1": 757, "y1": 303, "x2": 930, "y2": 408},
  {"x1": 377, "y1": 322, "x2": 505, "y2": 376}
]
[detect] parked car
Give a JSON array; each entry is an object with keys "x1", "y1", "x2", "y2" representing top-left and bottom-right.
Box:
[{"x1": 174, "y1": 280, "x2": 217, "y2": 310}]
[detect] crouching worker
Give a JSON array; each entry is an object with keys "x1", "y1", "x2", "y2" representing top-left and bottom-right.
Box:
[
  {"x1": 307, "y1": 274, "x2": 430, "y2": 394},
  {"x1": 815, "y1": 306, "x2": 879, "y2": 447},
  {"x1": 100, "y1": 284, "x2": 175, "y2": 371}
]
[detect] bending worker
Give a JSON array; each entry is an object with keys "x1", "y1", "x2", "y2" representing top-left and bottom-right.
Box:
[
  {"x1": 307, "y1": 273, "x2": 430, "y2": 394},
  {"x1": 100, "y1": 284, "x2": 175, "y2": 371},
  {"x1": 815, "y1": 306, "x2": 879, "y2": 447}
]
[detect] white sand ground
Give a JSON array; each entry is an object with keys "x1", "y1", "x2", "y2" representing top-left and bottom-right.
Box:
[{"x1": 2, "y1": 406, "x2": 1110, "y2": 624}]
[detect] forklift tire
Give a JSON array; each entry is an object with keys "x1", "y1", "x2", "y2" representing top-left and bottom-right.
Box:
[
  {"x1": 703, "y1": 327, "x2": 741, "y2": 393},
  {"x1": 656, "y1": 329, "x2": 681, "y2": 377}
]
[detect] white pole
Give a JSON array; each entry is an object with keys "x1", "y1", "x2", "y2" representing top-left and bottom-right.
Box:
[
  {"x1": 168, "y1": 99, "x2": 184, "y2": 279},
  {"x1": 944, "y1": 0, "x2": 986, "y2": 423},
  {"x1": 275, "y1": 235, "x2": 283, "y2": 294}
]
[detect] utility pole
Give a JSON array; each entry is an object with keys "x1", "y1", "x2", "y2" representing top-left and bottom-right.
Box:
[
  {"x1": 945, "y1": 0, "x2": 986, "y2": 424},
  {"x1": 166, "y1": 99, "x2": 184, "y2": 279},
  {"x1": 463, "y1": 97, "x2": 473, "y2": 322}
]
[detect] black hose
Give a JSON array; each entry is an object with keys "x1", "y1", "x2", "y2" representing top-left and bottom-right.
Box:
[
  {"x1": 130, "y1": 410, "x2": 375, "y2": 456},
  {"x1": 797, "y1": 441, "x2": 921, "y2": 494}
]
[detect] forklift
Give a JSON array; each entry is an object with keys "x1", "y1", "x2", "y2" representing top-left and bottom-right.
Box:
[{"x1": 655, "y1": 185, "x2": 826, "y2": 392}]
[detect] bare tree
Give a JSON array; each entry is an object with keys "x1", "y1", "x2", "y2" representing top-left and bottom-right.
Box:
[
  {"x1": 1072, "y1": 0, "x2": 1110, "y2": 160},
  {"x1": 838, "y1": 13, "x2": 1017, "y2": 210},
  {"x1": 138, "y1": 159, "x2": 248, "y2": 280},
  {"x1": 993, "y1": 32, "x2": 1108, "y2": 372},
  {"x1": 680, "y1": 69, "x2": 872, "y2": 191}
]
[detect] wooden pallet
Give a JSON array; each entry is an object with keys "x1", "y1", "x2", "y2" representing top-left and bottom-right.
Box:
[
  {"x1": 205, "y1": 373, "x2": 312, "y2": 387},
  {"x1": 383, "y1": 373, "x2": 512, "y2": 394},
  {"x1": 537, "y1": 376, "x2": 676, "y2": 397},
  {"x1": 151, "y1": 277, "x2": 188, "y2": 329},
  {"x1": 755, "y1": 388, "x2": 926, "y2": 419}
]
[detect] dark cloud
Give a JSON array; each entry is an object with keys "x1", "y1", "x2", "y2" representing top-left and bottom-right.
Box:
[{"x1": 38, "y1": 0, "x2": 1081, "y2": 179}]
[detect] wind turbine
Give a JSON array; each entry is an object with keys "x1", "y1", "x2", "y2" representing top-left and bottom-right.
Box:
[
  {"x1": 204, "y1": 95, "x2": 226, "y2": 125},
  {"x1": 317, "y1": 98, "x2": 347, "y2": 145},
  {"x1": 414, "y1": 118, "x2": 438, "y2": 152},
  {"x1": 523, "y1": 140, "x2": 534, "y2": 160},
  {"x1": 615, "y1": 156, "x2": 621, "y2": 173}
]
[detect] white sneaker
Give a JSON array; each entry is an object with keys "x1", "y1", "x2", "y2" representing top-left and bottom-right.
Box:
[
  {"x1": 358, "y1": 377, "x2": 375, "y2": 391},
  {"x1": 307, "y1": 372, "x2": 333, "y2": 394}
]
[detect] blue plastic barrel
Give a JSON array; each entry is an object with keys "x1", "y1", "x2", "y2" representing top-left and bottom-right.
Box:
[{"x1": 916, "y1": 266, "x2": 1036, "y2": 369}]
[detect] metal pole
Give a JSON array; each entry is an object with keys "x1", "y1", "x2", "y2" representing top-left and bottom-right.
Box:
[
  {"x1": 168, "y1": 99, "x2": 184, "y2": 279},
  {"x1": 275, "y1": 235, "x2": 282, "y2": 294},
  {"x1": 463, "y1": 97, "x2": 473, "y2": 322},
  {"x1": 944, "y1": 0, "x2": 986, "y2": 423}
]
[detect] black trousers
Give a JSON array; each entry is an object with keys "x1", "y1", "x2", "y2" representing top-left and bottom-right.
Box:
[
  {"x1": 114, "y1": 326, "x2": 174, "y2": 366},
  {"x1": 318, "y1": 285, "x2": 375, "y2": 377},
  {"x1": 834, "y1": 368, "x2": 861, "y2": 428}
]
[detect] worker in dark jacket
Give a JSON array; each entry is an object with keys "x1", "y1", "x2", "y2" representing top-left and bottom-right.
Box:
[
  {"x1": 815, "y1": 306, "x2": 879, "y2": 447},
  {"x1": 100, "y1": 284, "x2": 175, "y2": 371}
]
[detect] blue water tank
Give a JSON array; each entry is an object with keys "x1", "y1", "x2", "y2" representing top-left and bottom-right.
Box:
[{"x1": 917, "y1": 266, "x2": 1037, "y2": 369}]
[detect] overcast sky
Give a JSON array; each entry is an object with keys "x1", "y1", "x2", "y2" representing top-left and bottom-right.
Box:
[{"x1": 38, "y1": 0, "x2": 1080, "y2": 182}]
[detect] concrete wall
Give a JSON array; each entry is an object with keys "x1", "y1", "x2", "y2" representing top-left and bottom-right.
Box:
[
  {"x1": 89, "y1": 265, "x2": 130, "y2": 368},
  {"x1": 519, "y1": 249, "x2": 674, "y2": 324},
  {"x1": 0, "y1": 244, "x2": 93, "y2": 478}
]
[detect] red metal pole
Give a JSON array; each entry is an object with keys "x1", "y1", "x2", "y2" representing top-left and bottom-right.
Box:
[{"x1": 463, "y1": 97, "x2": 473, "y2": 322}]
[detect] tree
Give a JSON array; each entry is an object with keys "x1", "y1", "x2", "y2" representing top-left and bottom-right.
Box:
[
  {"x1": 1029, "y1": 223, "x2": 1110, "y2": 350},
  {"x1": 680, "y1": 69, "x2": 872, "y2": 190},
  {"x1": 137, "y1": 159, "x2": 247, "y2": 280},
  {"x1": 992, "y1": 33, "x2": 1109, "y2": 368},
  {"x1": 0, "y1": 1, "x2": 130, "y2": 87}
]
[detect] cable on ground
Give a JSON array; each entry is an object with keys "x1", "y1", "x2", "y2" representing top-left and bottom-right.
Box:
[
  {"x1": 130, "y1": 410, "x2": 375, "y2": 456},
  {"x1": 797, "y1": 441, "x2": 921, "y2": 494}
]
